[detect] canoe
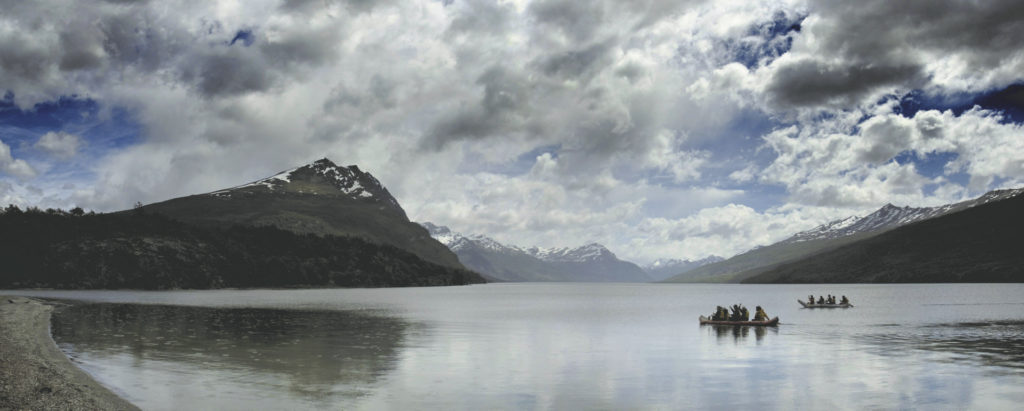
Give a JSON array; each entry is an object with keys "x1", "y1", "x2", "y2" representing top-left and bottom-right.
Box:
[
  {"x1": 699, "y1": 316, "x2": 779, "y2": 326},
  {"x1": 798, "y1": 299, "x2": 853, "y2": 308}
]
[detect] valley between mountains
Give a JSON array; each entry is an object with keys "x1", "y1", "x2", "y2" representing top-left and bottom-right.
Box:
[{"x1": 2, "y1": 158, "x2": 1021, "y2": 289}]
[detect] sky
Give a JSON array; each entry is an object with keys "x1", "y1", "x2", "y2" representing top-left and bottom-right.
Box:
[{"x1": 1, "y1": 0, "x2": 1023, "y2": 264}]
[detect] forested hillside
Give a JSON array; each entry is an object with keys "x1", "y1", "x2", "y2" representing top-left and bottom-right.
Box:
[{"x1": 0, "y1": 206, "x2": 484, "y2": 289}]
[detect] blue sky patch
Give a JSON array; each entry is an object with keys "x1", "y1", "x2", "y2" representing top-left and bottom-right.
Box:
[
  {"x1": 897, "y1": 83, "x2": 1024, "y2": 123},
  {"x1": 230, "y1": 29, "x2": 255, "y2": 47},
  {"x1": 0, "y1": 96, "x2": 141, "y2": 182},
  {"x1": 728, "y1": 11, "x2": 805, "y2": 69}
]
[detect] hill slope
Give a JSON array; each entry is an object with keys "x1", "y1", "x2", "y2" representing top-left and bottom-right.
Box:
[
  {"x1": 664, "y1": 188, "x2": 1024, "y2": 283},
  {"x1": 140, "y1": 159, "x2": 463, "y2": 270},
  {"x1": 422, "y1": 223, "x2": 651, "y2": 282},
  {"x1": 743, "y1": 193, "x2": 1024, "y2": 283},
  {"x1": 0, "y1": 209, "x2": 484, "y2": 289}
]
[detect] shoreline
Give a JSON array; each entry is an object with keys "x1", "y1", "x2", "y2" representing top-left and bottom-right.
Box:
[{"x1": 0, "y1": 296, "x2": 138, "y2": 410}]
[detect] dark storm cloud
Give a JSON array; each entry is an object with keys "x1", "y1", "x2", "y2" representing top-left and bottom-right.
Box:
[
  {"x1": 812, "y1": 0, "x2": 1024, "y2": 66},
  {"x1": 766, "y1": 0, "x2": 1024, "y2": 109},
  {"x1": 424, "y1": 66, "x2": 531, "y2": 148},
  {"x1": 0, "y1": 0, "x2": 347, "y2": 103},
  {"x1": 0, "y1": 34, "x2": 52, "y2": 83},
  {"x1": 97, "y1": 11, "x2": 187, "y2": 73},
  {"x1": 767, "y1": 59, "x2": 926, "y2": 108},
  {"x1": 537, "y1": 39, "x2": 616, "y2": 82},
  {"x1": 58, "y1": 27, "x2": 106, "y2": 71},
  {"x1": 182, "y1": 51, "x2": 275, "y2": 98}
]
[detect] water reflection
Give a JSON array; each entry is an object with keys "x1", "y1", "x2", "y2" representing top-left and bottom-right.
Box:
[
  {"x1": 703, "y1": 324, "x2": 777, "y2": 343},
  {"x1": 856, "y1": 321, "x2": 1024, "y2": 373},
  {"x1": 22, "y1": 283, "x2": 1024, "y2": 410},
  {"x1": 51, "y1": 303, "x2": 410, "y2": 408}
]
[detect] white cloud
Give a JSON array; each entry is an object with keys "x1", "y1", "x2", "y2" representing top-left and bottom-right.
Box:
[
  {"x1": 35, "y1": 131, "x2": 83, "y2": 159},
  {"x1": 0, "y1": 139, "x2": 37, "y2": 179},
  {"x1": 759, "y1": 106, "x2": 1024, "y2": 208},
  {"x1": 0, "y1": 0, "x2": 1022, "y2": 265}
]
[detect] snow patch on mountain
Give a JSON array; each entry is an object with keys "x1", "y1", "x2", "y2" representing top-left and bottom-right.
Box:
[
  {"x1": 421, "y1": 223, "x2": 621, "y2": 263},
  {"x1": 207, "y1": 158, "x2": 402, "y2": 207},
  {"x1": 527, "y1": 243, "x2": 616, "y2": 263},
  {"x1": 644, "y1": 256, "x2": 724, "y2": 271},
  {"x1": 784, "y1": 187, "x2": 1024, "y2": 243},
  {"x1": 420, "y1": 222, "x2": 525, "y2": 254}
]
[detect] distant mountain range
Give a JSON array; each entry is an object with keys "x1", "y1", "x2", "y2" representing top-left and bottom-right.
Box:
[
  {"x1": 745, "y1": 190, "x2": 1024, "y2": 283},
  {"x1": 0, "y1": 159, "x2": 484, "y2": 289},
  {"x1": 664, "y1": 188, "x2": 1024, "y2": 283},
  {"x1": 642, "y1": 257, "x2": 724, "y2": 281},
  {"x1": 420, "y1": 223, "x2": 659, "y2": 282}
]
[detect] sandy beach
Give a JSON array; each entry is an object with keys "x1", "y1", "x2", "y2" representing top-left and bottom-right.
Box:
[{"x1": 0, "y1": 296, "x2": 138, "y2": 411}]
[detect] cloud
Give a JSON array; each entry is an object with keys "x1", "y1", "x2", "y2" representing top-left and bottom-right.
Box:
[
  {"x1": 35, "y1": 131, "x2": 83, "y2": 159},
  {"x1": 765, "y1": 58, "x2": 925, "y2": 109},
  {"x1": 758, "y1": 0, "x2": 1024, "y2": 111},
  {"x1": 0, "y1": 0, "x2": 1022, "y2": 264},
  {"x1": 0, "y1": 139, "x2": 37, "y2": 179},
  {"x1": 759, "y1": 106, "x2": 1024, "y2": 207}
]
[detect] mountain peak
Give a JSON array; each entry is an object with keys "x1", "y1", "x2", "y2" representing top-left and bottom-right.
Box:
[
  {"x1": 312, "y1": 157, "x2": 336, "y2": 166},
  {"x1": 528, "y1": 243, "x2": 616, "y2": 262},
  {"x1": 784, "y1": 187, "x2": 1024, "y2": 245},
  {"x1": 208, "y1": 159, "x2": 404, "y2": 217}
]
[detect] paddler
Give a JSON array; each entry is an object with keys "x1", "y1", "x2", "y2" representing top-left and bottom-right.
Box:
[{"x1": 753, "y1": 306, "x2": 768, "y2": 321}]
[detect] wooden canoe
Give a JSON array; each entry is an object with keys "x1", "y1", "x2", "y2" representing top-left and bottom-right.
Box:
[
  {"x1": 798, "y1": 299, "x2": 853, "y2": 308},
  {"x1": 699, "y1": 315, "x2": 779, "y2": 326}
]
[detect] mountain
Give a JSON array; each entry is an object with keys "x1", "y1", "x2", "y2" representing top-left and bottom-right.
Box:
[
  {"x1": 743, "y1": 190, "x2": 1024, "y2": 283},
  {"x1": 643, "y1": 257, "x2": 724, "y2": 281},
  {"x1": 140, "y1": 158, "x2": 464, "y2": 270},
  {"x1": 664, "y1": 188, "x2": 1024, "y2": 283},
  {"x1": 780, "y1": 188, "x2": 1024, "y2": 244},
  {"x1": 0, "y1": 208, "x2": 484, "y2": 289},
  {"x1": 421, "y1": 223, "x2": 651, "y2": 282}
]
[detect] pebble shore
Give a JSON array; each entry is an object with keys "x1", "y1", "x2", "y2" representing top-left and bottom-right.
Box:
[{"x1": 0, "y1": 296, "x2": 138, "y2": 411}]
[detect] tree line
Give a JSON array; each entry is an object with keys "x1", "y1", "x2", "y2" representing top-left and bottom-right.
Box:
[{"x1": 0, "y1": 205, "x2": 484, "y2": 289}]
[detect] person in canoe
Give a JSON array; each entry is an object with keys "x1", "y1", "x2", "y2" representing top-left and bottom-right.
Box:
[
  {"x1": 841, "y1": 295, "x2": 850, "y2": 305},
  {"x1": 808, "y1": 294, "x2": 815, "y2": 305},
  {"x1": 817, "y1": 295, "x2": 825, "y2": 304},
  {"x1": 711, "y1": 306, "x2": 728, "y2": 321},
  {"x1": 729, "y1": 304, "x2": 747, "y2": 321},
  {"x1": 753, "y1": 306, "x2": 769, "y2": 321}
]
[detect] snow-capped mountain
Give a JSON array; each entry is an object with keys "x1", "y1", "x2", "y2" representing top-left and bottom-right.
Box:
[
  {"x1": 666, "y1": 187, "x2": 1024, "y2": 284},
  {"x1": 643, "y1": 256, "x2": 725, "y2": 281},
  {"x1": 141, "y1": 158, "x2": 464, "y2": 270},
  {"x1": 422, "y1": 222, "x2": 525, "y2": 254},
  {"x1": 526, "y1": 243, "x2": 619, "y2": 263},
  {"x1": 208, "y1": 158, "x2": 405, "y2": 217},
  {"x1": 420, "y1": 223, "x2": 651, "y2": 282},
  {"x1": 744, "y1": 188, "x2": 1024, "y2": 283},
  {"x1": 784, "y1": 188, "x2": 1024, "y2": 244}
]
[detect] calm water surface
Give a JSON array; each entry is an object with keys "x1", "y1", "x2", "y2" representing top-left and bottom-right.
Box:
[{"x1": 9, "y1": 283, "x2": 1024, "y2": 410}]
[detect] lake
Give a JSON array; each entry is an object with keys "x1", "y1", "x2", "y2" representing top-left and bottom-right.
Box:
[{"x1": 9, "y1": 283, "x2": 1024, "y2": 410}]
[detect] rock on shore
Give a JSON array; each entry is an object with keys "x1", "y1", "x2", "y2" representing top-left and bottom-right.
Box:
[{"x1": 0, "y1": 296, "x2": 138, "y2": 410}]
